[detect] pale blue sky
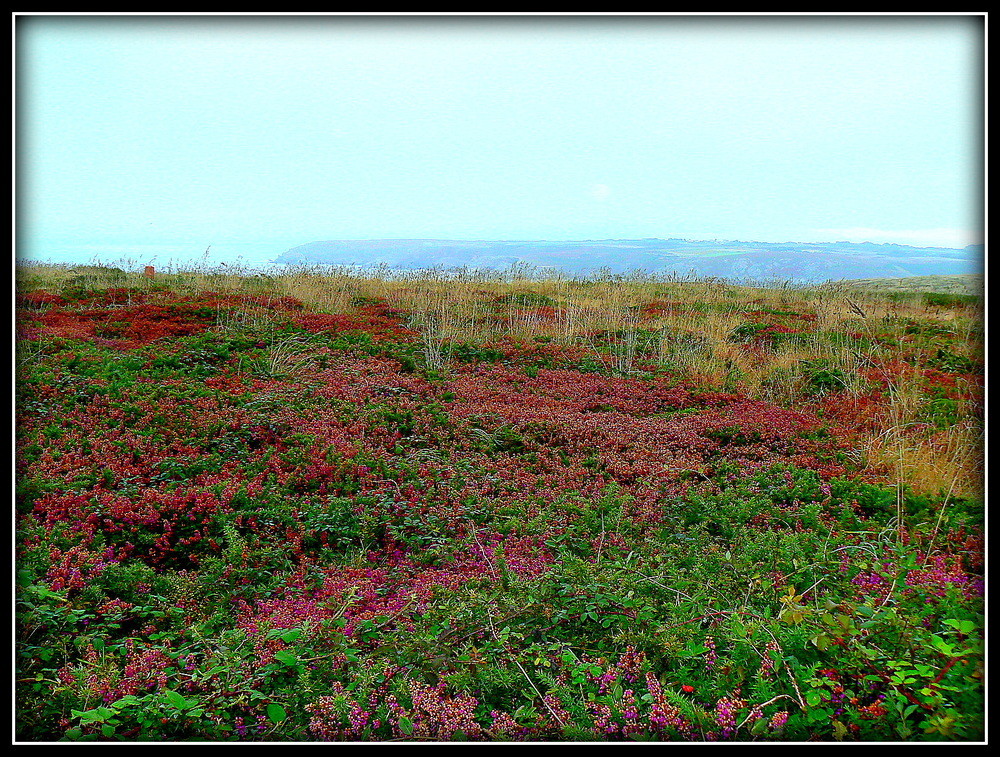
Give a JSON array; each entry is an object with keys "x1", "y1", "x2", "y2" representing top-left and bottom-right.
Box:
[{"x1": 16, "y1": 14, "x2": 985, "y2": 266}]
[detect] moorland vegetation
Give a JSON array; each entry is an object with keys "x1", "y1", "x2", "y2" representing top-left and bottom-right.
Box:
[{"x1": 15, "y1": 261, "x2": 984, "y2": 742}]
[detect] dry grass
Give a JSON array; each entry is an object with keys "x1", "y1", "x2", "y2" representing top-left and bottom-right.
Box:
[{"x1": 865, "y1": 421, "x2": 984, "y2": 502}]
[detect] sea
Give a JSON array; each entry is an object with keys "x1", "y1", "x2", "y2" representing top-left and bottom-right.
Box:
[{"x1": 15, "y1": 241, "x2": 289, "y2": 274}]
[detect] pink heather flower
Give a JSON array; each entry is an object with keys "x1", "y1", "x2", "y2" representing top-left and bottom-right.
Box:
[
  {"x1": 704, "y1": 638, "x2": 718, "y2": 669},
  {"x1": 714, "y1": 696, "x2": 747, "y2": 739}
]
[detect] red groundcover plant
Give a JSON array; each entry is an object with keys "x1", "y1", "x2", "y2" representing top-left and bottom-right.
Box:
[{"x1": 15, "y1": 285, "x2": 984, "y2": 742}]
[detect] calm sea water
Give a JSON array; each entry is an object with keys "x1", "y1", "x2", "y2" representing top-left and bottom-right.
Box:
[{"x1": 16, "y1": 242, "x2": 291, "y2": 273}]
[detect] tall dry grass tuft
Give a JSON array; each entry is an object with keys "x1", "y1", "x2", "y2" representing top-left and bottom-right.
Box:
[{"x1": 866, "y1": 421, "x2": 984, "y2": 503}]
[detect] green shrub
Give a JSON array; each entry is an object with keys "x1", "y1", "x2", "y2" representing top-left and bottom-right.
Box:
[{"x1": 799, "y1": 359, "x2": 848, "y2": 394}]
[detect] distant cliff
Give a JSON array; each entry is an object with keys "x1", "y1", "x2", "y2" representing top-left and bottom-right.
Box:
[{"x1": 273, "y1": 238, "x2": 983, "y2": 284}]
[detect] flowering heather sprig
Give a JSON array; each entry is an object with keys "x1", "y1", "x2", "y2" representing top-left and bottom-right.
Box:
[
  {"x1": 96, "y1": 598, "x2": 136, "y2": 617},
  {"x1": 385, "y1": 680, "x2": 484, "y2": 740},
  {"x1": 117, "y1": 646, "x2": 175, "y2": 699},
  {"x1": 584, "y1": 647, "x2": 646, "y2": 695},
  {"x1": 713, "y1": 696, "x2": 747, "y2": 739},
  {"x1": 541, "y1": 694, "x2": 573, "y2": 734},
  {"x1": 703, "y1": 638, "x2": 718, "y2": 669},
  {"x1": 905, "y1": 554, "x2": 984, "y2": 600},
  {"x1": 645, "y1": 673, "x2": 695, "y2": 738},
  {"x1": 307, "y1": 682, "x2": 379, "y2": 740},
  {"x1": 567, "y1": 648, "x2": 720, "y2": 741},
  {"x1": 769, "y1": 710, "x2": 789, "y2": 731},
  {"x1": 850, "y1": 552, "x2": 983, "y2": 604},
  {"x1": 619, "y1": 689, "x2": 647, "y2": 738},
  {"x1": 589, "y1": 699, "x2": 619, "y2": 737},
  {"x1": 758, "y1": 641, "x2": 782, "y2": 678},
  {"x1": 58, "y1": 642, "x2": 176, "y2": 705},
  {"x1": 46, "y1": 544, "x2": 116, "y2": 594},
  {"x1": 489, "y1": 708, "x2": 526, "y2": 740},
  {"x1": 851, "y1": 567, "x2": 894, "y2": 603}
]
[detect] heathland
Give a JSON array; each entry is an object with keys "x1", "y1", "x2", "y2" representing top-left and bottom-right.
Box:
[{"x1": 15, "y1": 262, "x2": 984, "y2": 742}]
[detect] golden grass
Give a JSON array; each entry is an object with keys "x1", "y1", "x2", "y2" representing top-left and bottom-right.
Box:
[{"x1": 865, "y1": 421, "x2": 984, "y2": 502}]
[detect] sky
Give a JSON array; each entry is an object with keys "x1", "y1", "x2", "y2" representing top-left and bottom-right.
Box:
[{"x1": 15, "y1": 13, "x2": 985, "y2": 267}]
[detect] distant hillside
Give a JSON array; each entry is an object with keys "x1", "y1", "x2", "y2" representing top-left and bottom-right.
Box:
[
  {"x1": 830, "y1": 273, "x2": 984, "y2": 295},
  {"x1": 273, "y1": 238, "x2": 982, "y2": 284}
]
